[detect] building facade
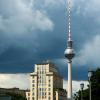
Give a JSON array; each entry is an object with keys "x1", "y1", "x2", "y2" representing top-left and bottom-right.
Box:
[
  {"x1": 0, "y1": 88, "x2": 26, "y2": 97},
  {"x1": 29, "y1": 62, "x2": 67, "y2": 100}
]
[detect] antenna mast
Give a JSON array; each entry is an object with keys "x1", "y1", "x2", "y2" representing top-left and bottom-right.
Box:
[{"x1": 68, "y1": 0, "x2": 71, "y2": 41}]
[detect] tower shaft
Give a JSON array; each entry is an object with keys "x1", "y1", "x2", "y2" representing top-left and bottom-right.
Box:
[{"x1": 68, "y1": 61, "x2": 72, "y2": 100}]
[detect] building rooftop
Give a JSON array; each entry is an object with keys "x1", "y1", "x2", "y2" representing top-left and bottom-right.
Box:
[{"x1": 36, "y1": 60, "x2": 59, "y2": 73}]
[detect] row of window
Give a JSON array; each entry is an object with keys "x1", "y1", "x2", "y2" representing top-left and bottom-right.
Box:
[
  {"x1": 32, "y1": 79, "x2": 51, "y2": 83},
  {"x1": 32, "y1": 92, "x2": 52, "y2": 99},
  {"x1": 32, "y1": 88, "x2": 51, "y2": 91},
  {"x1": 32, "y1": 92, "x2": 51, "y2": 96},
  {"x1": 32, "y1": 84, "x2": 51, "y2": 87}
]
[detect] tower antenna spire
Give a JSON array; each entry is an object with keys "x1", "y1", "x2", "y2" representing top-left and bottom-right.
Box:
[{"x1": 68, "y1": 0, "x2": 71, "y2": 41}]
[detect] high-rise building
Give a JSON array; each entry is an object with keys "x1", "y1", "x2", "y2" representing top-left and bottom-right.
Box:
[{"x1": 29, "y1": 61, "x2": 67, "y2": 100}]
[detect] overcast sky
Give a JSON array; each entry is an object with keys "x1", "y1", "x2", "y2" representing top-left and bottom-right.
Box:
[
  {"x1": 0, "y1": 74, "x2": 88, "y2": 94},
  {"x1": 0, "y1": 0, "x2": 100, "y2": 82}
]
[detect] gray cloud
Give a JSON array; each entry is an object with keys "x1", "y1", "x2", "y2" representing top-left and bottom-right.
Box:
[
  {"x1": 0, "y1": 74, "x2": 30, "y2": 89},
  {"x1": 74, "y1": 34, "x2": 100, "y2": 67},
  {"x1": 0, "y1": 0, "x2": 54, "y2": 34},
  {"x1": 0, "y1": 0, "x2": 54, "y2": 60},
  {"x1": 0, "y1": 0, "x2": 100, "y2": 81}
]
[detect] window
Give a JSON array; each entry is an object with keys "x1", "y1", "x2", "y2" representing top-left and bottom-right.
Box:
[
  {"x1": 32, "y1": 80, "x2": 35, "y2": 83},
  {"x1": 32, "y1": 76, "x2": 34, "y2": 78},
  {"x1": 48, "y1": 92, "x2": 51, "y2": 95},
  {"x1": 48, "y1": 88, "x2": 51, "y2": 91},
  {"x1": 32, "y1": 97, "x2": 34, "y2": 100},
  {"x1": 48, "y1": 84, "x2": 51, "y2": 87},
  {"x1": 49, "y1": 79, "x2": 51, "y2": 82},
  {"x1": 32, "y1": 84, "x2": 35, "y2": 87},
  {"x1": 33, "y1": 92, "x2": 34, "y2": 95},
  {"x1": 48, "y1": 96, "x2": 51, "y2": 100}
]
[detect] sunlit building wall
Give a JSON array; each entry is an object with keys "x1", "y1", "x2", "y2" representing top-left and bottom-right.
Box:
[{"x1": 29, "y1": 62, "x2": 67, "y2": 100}]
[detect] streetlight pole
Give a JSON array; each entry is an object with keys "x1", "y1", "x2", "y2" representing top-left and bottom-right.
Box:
[
  {"x1": 80, "y1": 83, "x2": 84, "y2": 100},
  {"x1": 74, "y1": 93, "x2": 78, "y2": 100},
  {"x1": 88, "y1": 70, "x2": 93, "y2": 100},
  {"x1": 76, "y1": 93, "x2": 79, "y2": 100},
  {"x1": 90, "y1": 81, "x2": 91, "y2": 100}
]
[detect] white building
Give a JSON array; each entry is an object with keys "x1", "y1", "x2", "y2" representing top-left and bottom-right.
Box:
[{"x1": 28, "y1": 61, "x2": 67, "y2": 100}]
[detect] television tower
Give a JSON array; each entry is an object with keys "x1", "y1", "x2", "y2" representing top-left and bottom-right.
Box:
[{"x1": 64, "y1": 0, "x2": 75, "y2": 100}]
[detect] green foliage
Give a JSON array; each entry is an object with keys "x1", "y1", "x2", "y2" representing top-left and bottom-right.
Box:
[
  {"x1": 74, "y1": 68, "x2": 100, "y2": 100},
  {"x1": 91, "y1": 68, "x2": 100, "y2": 100},
  {"x1": 6, "y1": 92, "x2": 27, "y2": 100}
]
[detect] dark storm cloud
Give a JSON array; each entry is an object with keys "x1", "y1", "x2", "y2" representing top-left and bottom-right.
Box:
[
  {"x1": 0, "y1": 0, "x2": 100, "y2": 80},
  {"x1": 0, "y1": 0, "x2": 54, "y2": 61}
]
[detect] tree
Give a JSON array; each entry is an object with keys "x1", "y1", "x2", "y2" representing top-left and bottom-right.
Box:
[
  {"x1": 74, "y1": 68, "x2": 100, "y2": 100},
  {"x1": 6, "y1": 92, "x2": 27, "y2": 100}
]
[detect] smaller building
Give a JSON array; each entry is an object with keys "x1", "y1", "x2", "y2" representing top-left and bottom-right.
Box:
[
  {"x1": 0, "y1": 88, "x2": 26, "y2": 98},
  {"x1": 55, "y1": 88, "x2": 67, "y2": 100},
  {"x1": 26, "y1": 90, "x2": 30, "y2": 100}
]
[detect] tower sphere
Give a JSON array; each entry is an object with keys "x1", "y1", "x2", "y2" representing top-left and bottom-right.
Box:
[{"x1": 64, "y1": 48, "x2": 75, "y2": 60}]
